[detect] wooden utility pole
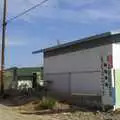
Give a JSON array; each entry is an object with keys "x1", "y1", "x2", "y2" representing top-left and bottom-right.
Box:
[{"x1": 0, "y1": 0, "x2": 7, "y2": 94}]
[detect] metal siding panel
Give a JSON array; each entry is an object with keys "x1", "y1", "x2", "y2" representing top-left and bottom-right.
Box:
[
  {"x1": 45, "y1": 73, "x2": 70, "y2": 94},
  {"x1": 44, "y1": 44, "x2": 112, "y2": 73},
  {"x1": 71, "y1": 72, "x2": 101, "y2": 95}
]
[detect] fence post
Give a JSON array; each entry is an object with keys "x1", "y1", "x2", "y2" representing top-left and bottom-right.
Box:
[
  {"x1": 32, "y1": 73, "x2": 37, "y2": 88},
  {"x1": 68, "y1": 72, "x2": 71, "y2": 96},
  {"x1": 12, "y1": 67, "x2": 18, "y2": 89},
  {"x1": 13, "y1": 67, "x2": 17, "y2": 81}
]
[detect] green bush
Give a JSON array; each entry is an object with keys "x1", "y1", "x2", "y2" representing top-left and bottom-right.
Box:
[{"x1": 36, "y1": 97, "x2": 56, "y2": 110}]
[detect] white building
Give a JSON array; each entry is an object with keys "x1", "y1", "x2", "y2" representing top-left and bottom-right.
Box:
[{"x1": 33, "y1": 32, "x2": 120, "y2": 109}]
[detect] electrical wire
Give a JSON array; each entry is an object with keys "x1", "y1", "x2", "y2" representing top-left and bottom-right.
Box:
[
  {"x1": 7, "y1": 0, "x2": 49, "y2": 23},
  {"x1": 0, "y1": 0, "x2": 49, "y2": 30}
]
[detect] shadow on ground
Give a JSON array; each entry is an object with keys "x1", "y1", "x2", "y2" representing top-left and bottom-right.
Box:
[
  {"x1": 20, "y1": 105, "x2": 99, "y2": 116},
  {"x1": 21, "y1": 109, "x2": 81, "y2": 115},
  {"x1": 0, "y1": 90, "x2": 42, "y2": 107}
]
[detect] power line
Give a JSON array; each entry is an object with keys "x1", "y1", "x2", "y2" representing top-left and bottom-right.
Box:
[
  {"x1": 0, "y1": 0, "x2": 49, "y2": 31},
  {"x1": 7, "y1": 0, "x2": 49, "y2": 23}
]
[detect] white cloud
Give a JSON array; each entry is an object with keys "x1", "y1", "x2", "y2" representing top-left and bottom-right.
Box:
[
  {"x1": 59, "y1": 0, "x2": 96, "y2": 8},
  {"x1": 0, "y1": 36, "x2": 27, "y2": 47},
  {"x1": 6, "y1": 40, "x2": 26, "y2": 46}
]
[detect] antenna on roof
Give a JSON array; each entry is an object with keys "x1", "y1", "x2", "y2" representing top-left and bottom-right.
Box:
[{"x1": 57, "y1": 40, "x2": 61, "y2": 45}]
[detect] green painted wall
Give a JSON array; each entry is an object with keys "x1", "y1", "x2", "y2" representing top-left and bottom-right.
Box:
[
  {"x1": 4, "y1": 67, "x2": 43, "y2": 90},
  {"x1": 115, "y1": 70, "x2": 120, "y2": 108}
]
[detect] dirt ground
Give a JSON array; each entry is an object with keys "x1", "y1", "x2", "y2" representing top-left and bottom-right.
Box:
[{"x1": 0, "y1": 95, "x2": 120, "y2": 120}]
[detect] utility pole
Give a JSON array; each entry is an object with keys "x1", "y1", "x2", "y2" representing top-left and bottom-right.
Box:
[{"x1": 0, "y1": 0, "x2": 7, "y2": 94}]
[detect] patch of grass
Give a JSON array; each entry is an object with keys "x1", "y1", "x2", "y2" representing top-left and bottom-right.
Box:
[{"x1": 35, "y1": 97, "x2": 56, "y2": 110}]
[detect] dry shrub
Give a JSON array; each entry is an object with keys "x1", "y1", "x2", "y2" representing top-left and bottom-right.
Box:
[{"x1": 35, "y1": 97, "x2": 56, "y2": 110}]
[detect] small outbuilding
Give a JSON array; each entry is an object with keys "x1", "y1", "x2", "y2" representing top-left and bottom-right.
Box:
[{"x1": 33, "y1": 32, "x2": 120, "y2": 109}]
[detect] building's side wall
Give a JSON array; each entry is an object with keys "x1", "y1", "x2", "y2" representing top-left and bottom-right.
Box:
[
  {"x1": 44, "y1": 45, "x2": 112, "y2": 73},
  {"x1": 112, "y1": 43, "x2": 120, "y2": 109},
  {"x1": 113, "y1": 70, "x2": 120, "y2": 109},
  {"x1": 44, "y1": 44, "x2": 112, "y2": 106},
  {"x1": 113, "y1": 43, "x2": 120, "y2": 69}
]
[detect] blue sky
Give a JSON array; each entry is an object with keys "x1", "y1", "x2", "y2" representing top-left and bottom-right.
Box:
[{"x1": 1, "y1": 0, "x2": 120, "y2": 68}]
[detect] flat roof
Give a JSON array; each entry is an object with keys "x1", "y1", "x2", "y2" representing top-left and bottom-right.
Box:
[{"x1": 32, "y1": 31, "x2": 120, "y2": 54}]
